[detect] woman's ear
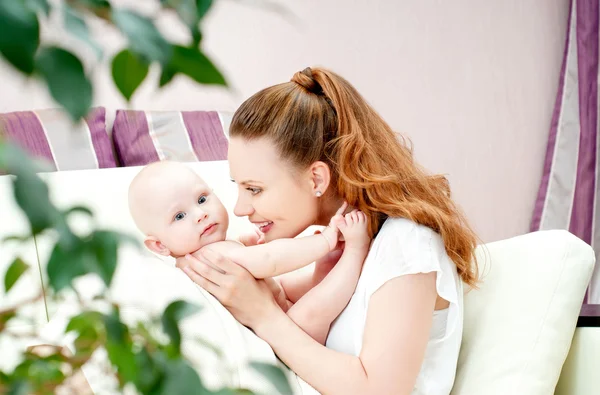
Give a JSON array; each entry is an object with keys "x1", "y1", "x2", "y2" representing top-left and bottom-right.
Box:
[
  {"x1": 309, "y1": 161, "x2": 331, "y2": 196},
  {"x1": 144, "y1": 237, "x2": 171, "y2": 256}
]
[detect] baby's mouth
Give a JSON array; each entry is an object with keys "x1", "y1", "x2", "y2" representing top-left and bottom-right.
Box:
[{"x1": 201, "y1": 223, "x2": 217, "y2": 236}]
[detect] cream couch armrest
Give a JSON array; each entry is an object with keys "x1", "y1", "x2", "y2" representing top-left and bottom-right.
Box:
[
  {"x1": 555, "y1": 305, "x2": 600, "y2": 395},
  {"x1": 453, "y1": 230, "x2": 595, "y2": 395}
]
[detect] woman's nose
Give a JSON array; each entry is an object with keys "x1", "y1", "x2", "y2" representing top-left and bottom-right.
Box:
[{"x1": 233, "y1": 196, "x2": 253, "y2": 217}]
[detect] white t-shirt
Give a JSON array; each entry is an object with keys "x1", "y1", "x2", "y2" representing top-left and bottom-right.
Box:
[{"x1": 326, "y1": 217, "x2": 463, "y2": 395}]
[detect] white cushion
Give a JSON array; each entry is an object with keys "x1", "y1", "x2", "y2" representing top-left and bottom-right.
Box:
[
  {"x1": 452, "y1": 230, "x2": 595, "y2": 395},
  {"x1": 25, "y1": 165, "x2": 595, "y2": 394},
  {"x1": 35, "y1": 163, "x2": 317, "y2": 394}
]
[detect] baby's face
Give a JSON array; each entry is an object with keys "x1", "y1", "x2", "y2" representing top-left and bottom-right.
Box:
[{"x1": 144, "y1": 168, "x2": 229, "y2": 256}]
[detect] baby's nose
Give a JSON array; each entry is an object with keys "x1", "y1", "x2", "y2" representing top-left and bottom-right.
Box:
[{"x1": 197, "y1": 211, "x2": 208, "y2": 222}]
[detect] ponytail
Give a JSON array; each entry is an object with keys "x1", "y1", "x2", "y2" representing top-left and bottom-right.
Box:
[{"x1": 230, "y1": 67, "x2": 479, "y2": 287}]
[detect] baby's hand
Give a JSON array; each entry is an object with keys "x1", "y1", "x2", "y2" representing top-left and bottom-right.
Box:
[
  {"x1": 321, "y1": 222, "x2": 340, "y2": 251},
  {"x1": 321, "y1": 202, "x2": 348, "y2": 251},
  {"x1": 239, "y1": 228, "x2": 265, "y2": 246},
  {"x1": 333, "y1": 210, "x2": 370, "y2": 252}
]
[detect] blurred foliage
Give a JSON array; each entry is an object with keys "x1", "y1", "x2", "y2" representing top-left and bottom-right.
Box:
[
  {"x1": 0, "y1": 0, "x2": 227, "y2": 120},
  {"x1": 0, "y1": 1, "x2": 294, "y2": 393}
]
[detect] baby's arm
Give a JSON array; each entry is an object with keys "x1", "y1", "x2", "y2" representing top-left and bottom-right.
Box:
[
  {"x1": 285, "y1": 210, "x2": 370, "y2": 345},
  {"x1": 225, "y1": 228, "x2": 338, "y2": 278},
  {"x1": 227, "y1": 202, "x2": 348, "y2": 278},
  {"x1": 225, "y1": 203, "x2": 348, "y2": 279}
]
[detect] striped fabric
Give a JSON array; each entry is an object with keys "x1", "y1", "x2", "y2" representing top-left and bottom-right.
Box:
[
  {"x1": 531, "y1": 0, "x2": 600, "y2": 303},
  {"x1": 0, "y1": 107, "x2": 116, "y2": 171},
  {"x1": 112, "y1": 110, "x2": 230, "y2": 167}
]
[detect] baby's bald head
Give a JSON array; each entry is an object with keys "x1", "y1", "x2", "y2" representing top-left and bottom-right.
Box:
[
  {"x1": 128, "y1": 161, "x2": 229, "y2": 257},
  {"x1": 128, "y1": 161, "x2": 201, "y2": 235}
]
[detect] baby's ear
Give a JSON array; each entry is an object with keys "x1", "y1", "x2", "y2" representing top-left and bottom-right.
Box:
[{"x1": 144, "y1": 237, "x2": 171, "y2": 256}]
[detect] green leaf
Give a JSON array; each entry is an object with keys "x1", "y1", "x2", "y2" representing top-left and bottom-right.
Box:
[
  {"x1": 64, "y1": 6, "x2": 103, "y2": 59},
  {"x1": 159, "y1": 67, "x2": 176, "y2": 87},
  {"x1": 249, "y1": 362, "x2": 293, "y2": 395},
  {"x1": 112, "y1": 49, "x2": 149, "y2": 101},
  {"x1": 161, "y1": 0, "x2": 197, "y2": 27},
  {"x1": 0, "y1": 142, "x2": 63, "y2": 235},
  {"x1": 0, "y1": 140, "x2": 43, "y2": 175},
  {"x1": 133, "y1": 348, "x2": 163, "y2": 393},
  {"x1": 104, "y1": 309, "x2": 138, "y2": 384},
  {"x1": 26, "y1": 0, "x2": 50, "y2": 16},
  {"x1": 0, "y1": 311, "x2": 17, "y2": 331},
  {"x1": 169, "y1": 46, "x2": 226, "y2": 86},
  {"x1": 35, "y1": 47, "x2": 93, "y2": 120},
  {"x1": 76, "y1": 0, "x2": 110, "y2": 8},
  {"x1": 46, "y1": 238, "x2": 87, "y2": 292},
  {"x1": 4, "y1": 257, "x2": 29, "y2": 293},
  {"x1": 66, "y1": 311, "x2": 104, "y2": 334},
  {"x1": 70, "y1": 0, "x2": 111, "y2": 20},
  {"x1": 7, "y1": 380, "x2": 31, "y2": 395},
  {"x1": 0, "y1": 1, "x2": 39, "y2": 74},
  {"x1": 87, "y1": 230, "x2": 119, "y2": 288},
  {"x1": 13, "y1": 171, "x2": 56, "y2": 233},
  {"x1": 73, "y1": 326, "x2": 101, "y2": 356},
  {"x1": 195, "y1": 0, "x2": 213, "y2": 20},
  {"x1": 159, "y1": 358, "x2": 206, "y2": 395},
  {"x1": 111, "y1": 9, "x2": 172, "y2": 64},
  {"x1": 21, "y1": 359, "x2": 65, "y2": 388},
  {"x1": 54, "y1": 215, "x2": 79, "y2": 251},
  {"x1": 47, "y1": 229, "x2": 124, "y2": 292},
  {"x1": 161, "y1": 0, "x2": 212, "y2": 36},
  {"x1": 11, "y1": 176, "x2": 60, "y2": 236},
  {"x1": 67, "y1": 311, "x2": 104, "y2": 356},
  {"x1": 2, "y1": 234, "x2": 32, "y2": 243},
  {"x1": 64, "y1": 205, "x2": 94, "y2": 218},
  {"x1": 161, "y1": 301, "x2": 201, "y2": 355}
]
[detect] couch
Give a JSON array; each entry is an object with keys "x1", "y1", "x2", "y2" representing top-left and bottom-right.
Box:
[{"x1": 0, "y1": 108, "x2": 597, "y2": 394}]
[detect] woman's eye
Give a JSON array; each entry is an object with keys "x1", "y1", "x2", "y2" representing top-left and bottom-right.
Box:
[
  {"x1": 247, "y1": 187, "x2": 262, "y2": 196},
  {"x1": 198, "y1": 195, "x2": 207, "y2": 204},
  {"x1": 174, "y1": 212, "x2": 186, "y2": 221}
]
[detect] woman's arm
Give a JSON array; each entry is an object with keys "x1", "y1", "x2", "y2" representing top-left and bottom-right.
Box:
[
  {"x1": 257, "y1": 273, "x2": 437, "y2": 395},
  {"x1": 177, "y1": 250, "x2": 437, "y2": 395},
  {"x1": 277, "y1": 248, "x2": 343, "y2": 303},
  {"x1": 285, "y1": 247, "x2": 364, "y2": 345}
]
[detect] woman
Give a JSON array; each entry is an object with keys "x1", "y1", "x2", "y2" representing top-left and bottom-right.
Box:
[{"x1": 177, "y1": 67, "x2": 479, "y2": 395}]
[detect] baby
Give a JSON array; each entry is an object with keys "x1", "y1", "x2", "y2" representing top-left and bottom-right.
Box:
[{"x1": 128, "y1": 161, "x2": 370, "y2": 344}]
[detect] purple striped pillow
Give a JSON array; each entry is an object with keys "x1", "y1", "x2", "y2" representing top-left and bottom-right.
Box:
[
  {"x1": 0, "y1": 107, "x2": 116, "y2": 171},
  {"x1": 112, "y1": 110, "x2": 229, "y2": 167}
]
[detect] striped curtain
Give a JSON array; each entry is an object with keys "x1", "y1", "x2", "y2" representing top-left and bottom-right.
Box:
[{"x1": 531, "y1": 0, "x2": 599, "y2": 303}]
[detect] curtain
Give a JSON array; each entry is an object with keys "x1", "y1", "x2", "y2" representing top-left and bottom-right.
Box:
[{"x1": 531, "y1": 0, "x2": 600, "y2": 303}]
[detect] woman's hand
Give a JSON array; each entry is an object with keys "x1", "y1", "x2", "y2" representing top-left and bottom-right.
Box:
[{"x1": 175, "y1": 249, "x2": 280, "y2": 328}]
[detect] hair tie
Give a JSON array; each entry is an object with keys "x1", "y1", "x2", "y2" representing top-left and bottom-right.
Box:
[{"x1": 291, "y1": 67, "x2": 324, "y2": 95}]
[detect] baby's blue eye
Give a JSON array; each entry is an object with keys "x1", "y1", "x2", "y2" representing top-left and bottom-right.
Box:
[
  {"x1": 174, "y1": 212, "x2": 186, "y2": 221},
  {"x1": 198, "y1": 195, "x2": 207, "y2": 204}
]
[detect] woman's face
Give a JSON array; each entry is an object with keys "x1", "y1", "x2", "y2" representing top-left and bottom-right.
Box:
[{"x1": 228, "y1": 137, "x2": 319, "y2": 242}]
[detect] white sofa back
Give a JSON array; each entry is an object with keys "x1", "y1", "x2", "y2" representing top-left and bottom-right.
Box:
[{"x1": 1, "y1": 162, "x2": 595, "y2": 394}]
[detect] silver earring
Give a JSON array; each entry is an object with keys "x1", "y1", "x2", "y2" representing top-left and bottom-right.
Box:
[{"x1": 315, "y1": 191, "x2": 322, "y2": 197}]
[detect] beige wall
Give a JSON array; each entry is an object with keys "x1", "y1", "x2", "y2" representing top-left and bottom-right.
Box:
[{"x1": 0, "y1": 0, "x2": 570, "y2": 242}]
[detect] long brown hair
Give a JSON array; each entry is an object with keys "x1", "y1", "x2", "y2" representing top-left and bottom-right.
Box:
[{"x1": 230, "y1": 67, "x2": 479, "y2": 286}]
